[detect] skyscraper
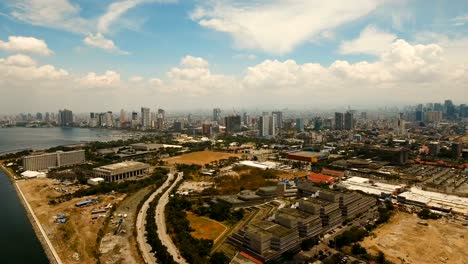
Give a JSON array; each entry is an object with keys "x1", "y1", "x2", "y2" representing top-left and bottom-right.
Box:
[
  {"x1": 272, "y1": 111, "x2": 283, "y2": 130},
  {"x1": 213, "y1": 108, "x2": 221, "y2": 122},
  {"x1": 344, "y1": 111, "x2": 354, "y2": 130},
  {"x1": 334, "y1": 112, "x2": 344, "y2": 130},
  {"x1": 258, "y1": 115, "x2": 276, "y2": 138},
  {"x1": 225, "y1": 115, "x2": 241, "y2": 134},
  {"x1": 141, "y1": 107, "x2": 151, "y2": 130},
  {"x1": 58, "y1": 109, "x2": 73, "y2": 126},
  {"x1": 296, "y1": 118, "x2": 304, "y2": 132}
]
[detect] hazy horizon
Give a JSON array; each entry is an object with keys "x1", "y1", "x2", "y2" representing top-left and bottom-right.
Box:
[{"x1": 1, "y1": 0, "x2": 468, "y2": 113}]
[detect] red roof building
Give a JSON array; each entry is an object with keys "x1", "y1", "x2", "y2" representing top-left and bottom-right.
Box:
[{"x1": 307, "y1": 173, "x2": 336, "y2": 184}]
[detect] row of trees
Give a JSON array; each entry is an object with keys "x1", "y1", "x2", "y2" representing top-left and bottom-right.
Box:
[
  {"x1": 166, "y1": 195, "x2": 230, "y2": 264},
  {"x1": 145, "y1": 178, "x2": 177, "y2": 264}
]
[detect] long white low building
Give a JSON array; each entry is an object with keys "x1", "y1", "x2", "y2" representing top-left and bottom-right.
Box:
[
  {"x1": 93, "y1": 161, "x2": 150, "y2": 182},
  {"x1": 338, "y1": 176, "x2": 406, "y2": 196},
  {"x1": 397, "y1": 187, "x2": 468, "y2": 215}
]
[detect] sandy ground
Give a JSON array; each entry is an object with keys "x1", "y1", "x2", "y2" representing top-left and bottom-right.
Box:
[
  {"x1": 361, "y1": 212, "x2": 468, "y2": 264},
  {"x1": 177, "y1": 181, "x2": 213, "y2": 194},
  {"x1": 99, "y1": 186, "x2": 152, "y2": 264},
  {"x1": 277, "y1": 170, "x2": 309, "y2": 180},
  {"x1": 186, "y1": 212, "x2": 227, "y2": 241},
  {"x1": 17, "y1": 178, "x2": 125, "y2": 264},
  {"x1": 164, "y1": 151, "x2": 241, "y2": 166}
]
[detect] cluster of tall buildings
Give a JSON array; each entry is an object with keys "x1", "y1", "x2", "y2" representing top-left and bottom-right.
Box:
[
  {"x1": 334, "y1": 111, "x2": 354, "y2": 130},
  {"x1": 415, "y1": 100, "x2": 468, "y2": 122},
  {"x1": 87, "y1": 107, "x2": 166, "y2": 130}
]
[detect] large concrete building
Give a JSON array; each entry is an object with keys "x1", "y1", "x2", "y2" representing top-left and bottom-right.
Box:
[
  {"x1": 93, "y1": 161, "x2": 150, "y2": 182},
  {"x1": 23, "y1": 150, "x2": 85, "y2": 171},
  {"x1": 58, "y1": 109, "x2": 73, "y2": 126},
  {"x1": 229, "y1": 220, "x2": 300, "y2": 262},
  {"x1": 225, "y1": 115, "x2": 241, "y2": 134},
  {"x1": 141, "y1": 107, "x2": 151, "y2": 130}
]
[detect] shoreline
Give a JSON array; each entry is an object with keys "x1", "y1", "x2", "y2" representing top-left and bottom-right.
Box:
[{"x1": 0, "y1": 165, "x2": 62, "y2": 264}]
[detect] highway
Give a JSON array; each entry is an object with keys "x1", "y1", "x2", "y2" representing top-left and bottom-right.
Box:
[
  {"x1": 135, "y1": 172, "x2": 175, "y2": 264},
  {"x1": 155, "y1": 172, "x2": 187, "y2": 264}
]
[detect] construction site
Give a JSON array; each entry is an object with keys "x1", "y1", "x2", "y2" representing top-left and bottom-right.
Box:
[{"x1": 361, "y1": 212, "x2": 468, "y2": 264}]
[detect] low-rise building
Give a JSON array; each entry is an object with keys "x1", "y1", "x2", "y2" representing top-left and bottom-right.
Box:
[
  {"x1": 23, "y1": 150, "x2": 85, "y2": 171},
  {"x1": 93, "y1": 161, "x2": 150, "y2": 182}
]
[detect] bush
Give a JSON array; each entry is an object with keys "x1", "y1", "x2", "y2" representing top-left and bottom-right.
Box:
[{"x1": 417, "y1": 208, "x2": 440, "y2": 220}]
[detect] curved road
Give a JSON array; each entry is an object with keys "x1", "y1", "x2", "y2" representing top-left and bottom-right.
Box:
[
  {"x1": 136, "y1": 172, "x2": 175, "y2": 264},
  {"x1": 155, "y1": 172, "x2": 187, "y2": 264}
]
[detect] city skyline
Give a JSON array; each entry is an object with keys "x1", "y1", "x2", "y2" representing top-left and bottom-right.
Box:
[{"x1": 1, "y1": 0, "x2": 468, "y2": 112}]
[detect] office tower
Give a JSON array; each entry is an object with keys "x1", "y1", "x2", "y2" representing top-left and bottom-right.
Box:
[
  {"x1": 344, "y1": 111, "x2": 354, "y2": 130},
  {"x1": 158, "y1": 109, "x2": 166, "y2": 119},
  {"x1": 334, "y1": 112, "x2": 344, "y2": 130},
  {"x1": 132, "y1": 111, "x2": 138, "y2": 121},
  {"x1": 259, "y1": 115, "x2": 270, "y2": 137},
  {"x1": 314, "y1": 117, "x2": 323, "y2": 131},
  {"x1": 272, "y1": 111, "x2": 283, "y2": 130},
  {"x1": 120, "y1": 109, "x2": 127, "y2": 123},
  {"x1": 173, "y1": 121, "x2": 183, "y2": 132},
  {"x1": 415, "y1": 110, "x2": 424, "y2": 122},
  {"x1": 89, "y1": 112, "x2": 98, "y2": 127},
  {"x1": 45, "y1": 112, "x2": 50, "y2": 123},
  {"x1": 425, "y1": 111, "x2": 442, "y2": 123},
  {"x1": 187, "y1": 113, "x2": 192, "y2": 124},
  {"x1": 242, "y1": 113, "x2": 251, "y2": 126},
  {"x1": 360, "y1": 112, "x2": 367, "y2": 120},
  {"x1": 434, "y1": 103, "x2": 443, "y2": 112},
  {"x1": 104, "y1": 111, "x2": 113, "y2": 127},
  {"x1": 296, "y1": 118, "x2": 304, "y2": 132},
  {"x1": 141, "y1": 107, "x2": 151, "y2": 130},
  {"x1": 202, "y1": 123, "x2": 213, "y2": 136},
  {"x1": 36, "y1": 112, "x2": 43, "y2": 120},
  {"x1": 225, "y1": 115, "x2": 241, "y2": 134},
  {"x1": 213, "y1": 108, "x2": 221, "y2": 122},
  {"x1": 98, "y1": 113, "x2": 105, "y2": 127},
  {"x1": 444, "y1": 99, "x2": 455, "y2": 119},
  {"x1": 58, "y1": 109, "x2": 73, "y2": 126},
  {"x1": 258, "y1": 115, "x2": 276, "y2": 138}
]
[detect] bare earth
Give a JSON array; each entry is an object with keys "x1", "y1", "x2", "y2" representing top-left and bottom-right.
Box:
[
  {"x1": 17, "y1": 178, "x2": 125, "y2": 264},
  {"x1": 164, "y1": 151, "x2": 241, "y2": 166},
  {"x1": 99, "y1": 186, "x2": 152, "y2": 264},
  {"x1": 186, "y1": 212, "x2": 227, "y2": 241},
  {"x1": 361, "y1": 212, "x2": 468, "y2": 264}
]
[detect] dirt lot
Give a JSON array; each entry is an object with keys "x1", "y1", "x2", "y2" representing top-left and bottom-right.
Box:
[
  {"x1": 99, "y1": 186, "x2": 153, "y2": 264},
  {"x1": 186, "y1": 212, "x2": 227, "y2": 241},
  {"x1": 361, "y1": 212, "x2": 468, "y2": 264},
  {"x1": 277, "y1": 170, "x2": 309, "y2": 180},
  {"x1": 164, "y1": 151, "x2": 241, "y2": 166},
  {"x1": 17, "y1": 178, "x2": 125, "y2": 264}
]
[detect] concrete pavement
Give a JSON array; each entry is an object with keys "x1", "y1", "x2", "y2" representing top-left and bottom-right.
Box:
[
  {"x1": 136, "y1": 172, "x2": 175, "y2": 264},
  {"x1": 155, "y1": 172, "x2": 187, "y2": 264}
]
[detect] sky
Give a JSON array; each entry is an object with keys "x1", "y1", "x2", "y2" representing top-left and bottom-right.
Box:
[{"x1": 0, "y1": 0, "x2": 467, "y2": 113}]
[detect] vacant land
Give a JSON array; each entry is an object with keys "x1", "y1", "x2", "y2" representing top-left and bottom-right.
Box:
[
  {"x1": 277, "y1": 170, "x2": 309, "y2": 180},
  {"x1": 17, "y1": 178, "x2": 125, "y2": 264},
  {"x1": 361, "y1": 212, "x2": 468, "y2": 264},
  {"x1": 186, "y1": 212, "x2": 227, "y2": 241},
  {"x1": 215, "y1": 167, "x2": 278, "y2": 195},
  {"x1": 164, "y1": 150, "x2": 241, "y2": 166},
  {"x1": 99, "y1": 186, "x2": 152, "y2": 264}
]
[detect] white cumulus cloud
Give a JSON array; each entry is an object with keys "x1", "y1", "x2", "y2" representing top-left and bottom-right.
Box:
[
  {"x1": 79, "y1": 70, "x2": 121, "y2": 87},
  {"x1": 83, "y1": 33, "x2": 129, "y2": 54},
  {"x1": 0, "y1": 36, "x2": 53, "y2": 56},
  {"x1": 339, "y1": 25, "x2": 397, "y2": 55},
  {"x1": 191, "y1": 0, "x2": 383, "y2": 55}
]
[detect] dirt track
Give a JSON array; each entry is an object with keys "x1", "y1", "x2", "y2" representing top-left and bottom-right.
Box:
[{"x1": 361, "y1": 212, "x2": 468, "y2": 264}]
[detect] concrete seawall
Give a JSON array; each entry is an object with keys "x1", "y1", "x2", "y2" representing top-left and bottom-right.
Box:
[{"x1": 1, "y1": 165, "x2": 63, "y2": 264}]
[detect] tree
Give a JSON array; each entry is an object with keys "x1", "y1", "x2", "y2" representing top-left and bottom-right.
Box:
[{"x1": 210, "y1": 252, "x2": 230, "y2": 264}]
